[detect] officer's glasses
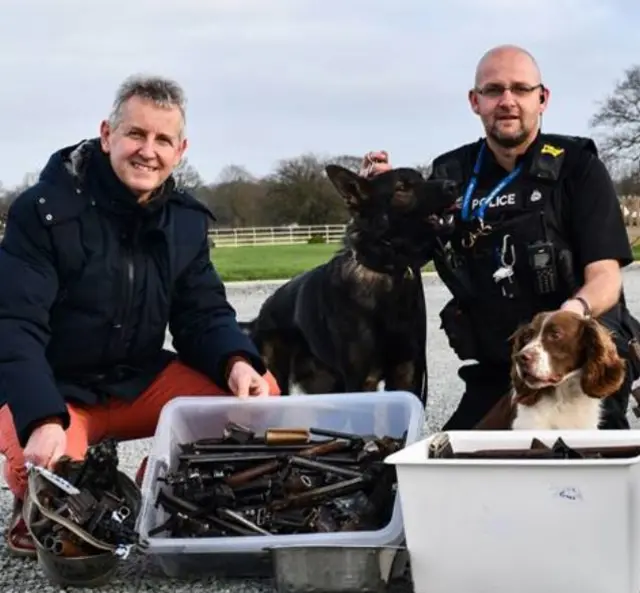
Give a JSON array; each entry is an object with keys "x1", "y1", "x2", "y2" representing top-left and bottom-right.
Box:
[{"x1": 475, "y1": 83, "x2": 542, "y2": 98}]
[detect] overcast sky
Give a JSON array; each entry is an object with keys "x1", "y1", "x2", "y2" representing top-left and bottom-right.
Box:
[{"x1": 0, "y1": 0, "x2": 637, "y2": 188}]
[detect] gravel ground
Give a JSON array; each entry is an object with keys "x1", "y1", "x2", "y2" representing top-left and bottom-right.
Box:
[{"x1": 3, "y1": 266, "x2": 640, "y2": 592}]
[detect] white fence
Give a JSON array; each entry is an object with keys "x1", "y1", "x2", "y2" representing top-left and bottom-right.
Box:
[
  {"x1": 208, "y1": 224, "x2": 347, "y2": 247},
  {"x1": 0, "y1": 224, "x2": 347, "y2": 247},
  {"x1": 2, "y1": 198, "x2": 640, "y2": 247}
]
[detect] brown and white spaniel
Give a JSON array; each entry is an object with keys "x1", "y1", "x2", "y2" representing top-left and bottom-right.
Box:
[{"x1": 476, "y1": 310, "x2": 626, "y2": 430}]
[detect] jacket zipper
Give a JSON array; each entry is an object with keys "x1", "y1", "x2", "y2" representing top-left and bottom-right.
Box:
[
  {"x1": 110, "y1": 229, "x2": 137, "y2": 361},
  {"x1": 120, "y1": 246, "x2": 136, "y2": 351}
]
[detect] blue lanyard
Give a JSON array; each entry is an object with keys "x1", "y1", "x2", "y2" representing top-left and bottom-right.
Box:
[{"x1": 461, "y1": 141, "x2": 523, "y2": 223}]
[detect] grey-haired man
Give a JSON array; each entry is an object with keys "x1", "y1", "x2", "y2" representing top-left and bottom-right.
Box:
[{"x1": 0, "y1": 75, "x2": 280, "y2": 555}]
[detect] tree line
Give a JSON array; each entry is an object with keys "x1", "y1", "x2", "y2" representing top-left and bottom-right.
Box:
[{"x1": 1, "y1": 64, "x2": 640, "y2": 228}]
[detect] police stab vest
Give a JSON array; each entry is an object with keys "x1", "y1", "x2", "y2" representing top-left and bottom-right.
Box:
[{"x1": 430, "y1": 133, "x2": 599, "y2": 364}]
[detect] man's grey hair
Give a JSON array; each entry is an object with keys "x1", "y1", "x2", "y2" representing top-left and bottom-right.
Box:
[{"x1": 108, "y1": 74, "x2": 187, "y2": 138}]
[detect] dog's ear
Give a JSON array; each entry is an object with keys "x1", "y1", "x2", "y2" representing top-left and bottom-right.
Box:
[
  {"x1": 508, "y1": 322, "x2": 529, "y2": 354},
  {"x1": 325, "y1": 165, "x2": 370, "y2": 209},
  {"x1": 507, "y1": 324, "x2": 526, "y2": 383},
  {"x1": 580, "y1": 318, "x2": 626, "y2": 398}
]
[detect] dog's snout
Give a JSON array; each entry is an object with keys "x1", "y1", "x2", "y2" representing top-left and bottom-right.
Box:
[{"x1": 516, "y1": 348, "x2": 535, "y2": 364}]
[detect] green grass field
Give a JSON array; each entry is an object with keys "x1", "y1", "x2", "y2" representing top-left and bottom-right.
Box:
[
  {"x1": 212, "y1": 243, "x2": 435, "y2": 281},
  {"x1": 211, "y1": 243, "x2": 640, "y2": 282},
  {"x1": 211, "y1": 243, "x2": 342, "y2": 281}
]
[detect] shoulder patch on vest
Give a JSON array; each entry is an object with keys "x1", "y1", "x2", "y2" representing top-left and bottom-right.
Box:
[
  {"x1": 540, "y1": 143, "x2": 565, "y2": 158},
  {"x1": 529, "y1": 143, "x2": 566, "y2": 182},
  {"x1": 540, "y1": 133, "x2": 599, "y2": 157},
  {"x1": 528, "y1": 133, "x2": 599, "y2": 184}
]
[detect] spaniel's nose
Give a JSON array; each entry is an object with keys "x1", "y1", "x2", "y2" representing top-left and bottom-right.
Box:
[{"x1": 516, "y1": 349, "x2": 535, "y2": 364}]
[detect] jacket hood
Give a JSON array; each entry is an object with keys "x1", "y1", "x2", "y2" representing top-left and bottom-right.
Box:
[{"x1": 38, "y1": 139, "x2": 96, "y2": 191}]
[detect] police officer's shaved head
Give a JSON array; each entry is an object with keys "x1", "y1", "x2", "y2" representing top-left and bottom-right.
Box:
[
  {"x1": 474, "y1": 44, "x2": 542, "y2": 88},
  {"x1": 469, "y1": 44, "x2": 548, "y2": 151}
]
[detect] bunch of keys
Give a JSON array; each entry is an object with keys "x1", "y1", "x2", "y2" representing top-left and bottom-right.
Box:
[{"x1": 493, "y1": 234, "x2": 519, "y2": 299}]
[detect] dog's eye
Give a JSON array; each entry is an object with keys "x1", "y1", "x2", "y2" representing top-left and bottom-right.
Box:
[
  {"x1": 544, "y1": 324, "x2": 562, "y2": 341},
  {"x1": 520, "y1": 328, "x2": 534, "y2": 342}
]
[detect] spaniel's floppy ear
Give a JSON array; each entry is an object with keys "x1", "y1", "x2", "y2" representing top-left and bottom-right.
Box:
[
  {"x1": 509, "y1": 321, "x2": 531, "y2": 356},
  {"x1": 508, "y1": 322, "x2": 530, "y2": 392},
  {"x1": 581, "y1": 317, "x2": 626, "y2": 398},
  {"x1": 325, "y1": 165, "x2": 371, "y2": 210}
]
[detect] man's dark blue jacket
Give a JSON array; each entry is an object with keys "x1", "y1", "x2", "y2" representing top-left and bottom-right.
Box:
[{"x1": 0, "y1": 138, "x2": 266, "y2": 447}]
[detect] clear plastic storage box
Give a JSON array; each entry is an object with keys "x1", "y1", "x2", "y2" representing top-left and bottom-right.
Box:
[{"x1": 136, "y1": 391, "x2": 425, "y2": 578}]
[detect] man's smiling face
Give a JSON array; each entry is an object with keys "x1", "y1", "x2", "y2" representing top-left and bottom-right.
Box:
[
  {"x1": 468, "y1": 46, "x2": 548, "y2": 149},
  {"x1": 99, "y1": 94, "x2": 187, "y2": 202}
]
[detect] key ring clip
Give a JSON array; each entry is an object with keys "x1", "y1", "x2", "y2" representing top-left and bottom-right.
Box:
[{"x1": 500, "y1": 234, "x2": 516, "y2": 267}]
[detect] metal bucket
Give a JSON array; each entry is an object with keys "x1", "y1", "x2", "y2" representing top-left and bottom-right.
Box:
[
  {"x1": 22, "y1": 488, "x2": 120, "y2": 588},
  {"x1": 268, "y1": 544, "x2": 409, "y2": 593},
  {"x1": 23, "y1": 466, "x2": 142, "y2": 588}
]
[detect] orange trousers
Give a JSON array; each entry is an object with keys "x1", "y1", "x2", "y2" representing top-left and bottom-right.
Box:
[{"x1": 0, "y1": 360, "x2": 280, "y2": 500}]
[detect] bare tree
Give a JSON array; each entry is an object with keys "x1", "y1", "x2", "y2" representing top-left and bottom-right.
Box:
[
  {"x1": 216, "y1": 165, "x2": 255, "y2": 184},
  {"x1": 328, "y1": 154, "x2": 362, "y2": 173},
  {"x1": 263, "y1": 154, "x2": 349, "y2": 225},
  {"x1": 173, "y1": 158, "x2": 205, "y2": 191},
  {"x1": 212, "y1": 165, "x2": 267, "y2": 227},
  {"x1": 0, "y1": 181, "x2": 7, "y2": 227},
  {"x1": 413, "y1": 163, "x2": 433, "y2": 178},
  {"x1": 590, "y1": 64, "x2": 640, "y2": 166}
]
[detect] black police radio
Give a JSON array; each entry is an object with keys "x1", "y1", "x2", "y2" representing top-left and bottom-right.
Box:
[
  {"x1": 527, "y1": 241, "x2": 557, "y2": 294},
  {"x1": 527, "y1": 210, "x2": 558, "y2": 295}
]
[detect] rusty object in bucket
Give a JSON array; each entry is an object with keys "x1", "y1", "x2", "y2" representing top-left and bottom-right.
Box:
[{"x1": 264, "y1": 428, "x2": 311, "y2": 445}]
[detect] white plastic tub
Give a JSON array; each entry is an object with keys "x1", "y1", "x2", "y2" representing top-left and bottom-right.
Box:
[
  {"x1": 385, "y1": 429, "x2": 640, "y2": 593},
  {"x1": 135, "y1": 391, "x2": 424, "y2": 578}
]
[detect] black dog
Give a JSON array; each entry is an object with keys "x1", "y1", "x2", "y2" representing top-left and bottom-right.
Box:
[{"x1": 240, "y1": 165, "x2": 457, "y2": 405}]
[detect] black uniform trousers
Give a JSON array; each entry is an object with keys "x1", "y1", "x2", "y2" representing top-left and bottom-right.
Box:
[{"x1": 442, "y1": 360, "x2": 632, "y2": 431}]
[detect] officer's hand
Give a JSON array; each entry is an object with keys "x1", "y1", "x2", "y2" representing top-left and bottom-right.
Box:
[
  {"x1": 560, "y1": 298, "x2": 589, "y2": 318},
  {"x1": 227, "y1": 357, "x2": 270, "y2": 398},
  {"x1": 23, "y1": 421, "x2": 66, "y2": 469},
  {"x1": 360, "y1": 150, "x2": 392, "y2": 177}
]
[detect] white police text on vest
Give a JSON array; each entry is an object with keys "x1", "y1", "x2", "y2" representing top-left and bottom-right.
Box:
[{"x1": 470, "y1": 193, "x2": 516, "y2": 210}]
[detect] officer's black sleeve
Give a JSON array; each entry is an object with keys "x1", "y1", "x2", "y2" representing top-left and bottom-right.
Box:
[{"x1": 564, "y1": 152, "x2": 632, "y2": 270}]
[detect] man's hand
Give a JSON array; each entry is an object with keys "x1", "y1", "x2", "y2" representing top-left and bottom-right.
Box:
[
  {"x1": 226, "y1": 357, "x2": 270, "y2": 398},
  {"x1": 560, "y1": 298, "x2": 590, "y2": 318},
  {"x1": 23, "y1": 421, "x2": 66, "y2": 469},
  {"x1": 360, "y1": 150, "x2": 392, "y2": 177},
  {"x1": 561, "y1": 261, "x2": 621, "y2": 319}
]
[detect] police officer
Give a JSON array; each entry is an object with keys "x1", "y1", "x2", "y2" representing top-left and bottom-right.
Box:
[{"x1": 362, "y1": 44, "x2": 640, "y2": 430}]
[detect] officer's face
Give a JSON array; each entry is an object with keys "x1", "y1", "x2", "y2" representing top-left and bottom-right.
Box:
[{"x1": 468, "y1": 49, "x2": 548, "y2": 149}]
